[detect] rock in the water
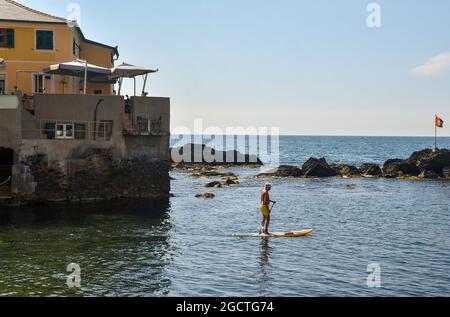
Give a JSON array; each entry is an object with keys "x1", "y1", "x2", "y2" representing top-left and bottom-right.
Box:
[
  {"x1": 408, "y1": 148, "x2": 450, "y2": 174},
  {"x1": 442, "y1": 167, "x2": 450, "y2": 178},
  {"x1": 359, "y1": 163, "x2": 382, "y2": 177},
  {"x1": 330, "y1": 164, "x2": 360, "y2": 177},
  {"x1": 195, "y1": 193, "x2": 215, "y2": 199},
  {"x1": 205, "y1": 181, "x2": 223, "y2": 188},
  {"x1": 224, "y1": 176, "x2": 239, "y2": 185},
  {"x1": 382, "y1": 159, "x2": 420, "y2": 178},
  {"x1": 302, "y1": 158, "x2": 336, "y2": 178},
  {"x1": 408, "y1": 149, "x2": 434, "y2": 165},
  {"x1": 258, "y1": 165, "x2": 303, "y2": 178},
  {"x1": 191, "y1": 171, "x2": 237, "y2": 178}
]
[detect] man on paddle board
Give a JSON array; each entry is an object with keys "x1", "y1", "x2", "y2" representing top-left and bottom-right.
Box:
[{"x1": 260, "y1": 183, "x2": 276, "y2": 235}]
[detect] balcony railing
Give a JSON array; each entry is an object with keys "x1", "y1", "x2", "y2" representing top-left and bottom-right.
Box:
[
  {"x1": 21, "y1": 119, "x2": 114, "y2": 141},
  {"x1": 123, "y1": 114, "x2": 168, "y2": 136}
]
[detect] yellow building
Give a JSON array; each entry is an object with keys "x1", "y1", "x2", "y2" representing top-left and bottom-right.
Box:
[{"x1": 0, "y1": 0, "x2": 119, "y2": 96}]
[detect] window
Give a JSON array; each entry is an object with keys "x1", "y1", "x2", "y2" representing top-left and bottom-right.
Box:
[
  {"x1": 0, "y1": 74, "x2": 6, "y2": 95},
  {"x1": 36, "y1": 30, "x2": 54, "y2": 50},
  {"x1": 94, "y1": 90, "x2": 103, "y2": 95},
  {"x1": 0, "y1": 29, "x2": 14, "y2": 48},
  {"x1": 97, "y1": 121, "x2": 113, "y2": 140},
  {"x1": 56, "y1": 123, "x2": 74, "y2": 139},
  {"x1": 32, "y1": 73, "x2": 53, "y2": 94}
]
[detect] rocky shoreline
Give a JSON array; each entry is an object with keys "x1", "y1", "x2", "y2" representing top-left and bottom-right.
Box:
[
  {"x1": 178, "y1": 147, "x2": 450, "y2": 200},
  {"x1": 258, "y1": 148, "x2": 450, "y2": 180}
]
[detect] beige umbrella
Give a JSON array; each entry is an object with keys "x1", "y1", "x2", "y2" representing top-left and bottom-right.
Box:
[{"x1": 111, "y1": 62, "x2": 159, "y2": 96}]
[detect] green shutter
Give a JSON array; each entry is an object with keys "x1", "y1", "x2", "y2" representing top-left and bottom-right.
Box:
[
  {"x1": 44, "y1": 122, "x2": 56, "y2": 140},
  {"x1": 6, "y1": 29, "x2": 14, "y2": 48},
  {"x1": 74, "y1": 123, "x2": 87, "y2": 140},
  {"x1": 36, "y1": 31, "x2": 53, "y2": 50}
]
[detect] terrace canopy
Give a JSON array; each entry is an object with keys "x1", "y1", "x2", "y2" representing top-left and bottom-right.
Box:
[
  {"x1": 111, "y1": 62, "x2": 159, "y2": 96},
  {"x1": 43, "y1": 59, "x2": 112, "y2": 94}
]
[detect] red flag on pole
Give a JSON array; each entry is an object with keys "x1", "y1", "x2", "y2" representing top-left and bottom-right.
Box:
[
  {"x1": 436, "y1": 115, "x2": 444, "y2": 128},
  {"x1": 434, "y1": 115, "x2": 444, "y2": 150}
]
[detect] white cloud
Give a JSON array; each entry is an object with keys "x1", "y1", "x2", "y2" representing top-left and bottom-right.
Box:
[{"x1": 411, "y1": 52, "x2": 450, "y2": 77}]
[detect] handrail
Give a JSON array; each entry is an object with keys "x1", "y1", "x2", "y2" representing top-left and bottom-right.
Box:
[{"x1": 0, "y1": 176, "x2": 11, "y2": 186}]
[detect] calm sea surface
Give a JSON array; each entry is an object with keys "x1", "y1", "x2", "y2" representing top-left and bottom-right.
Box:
[{"x1": 1, "y1": 136, "x2": 450, "y2": 296}]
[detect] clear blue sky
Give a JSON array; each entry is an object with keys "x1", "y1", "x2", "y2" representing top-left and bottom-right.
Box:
[{"x1": 21, "y1": 0, "x2": 450, "y2": 136}]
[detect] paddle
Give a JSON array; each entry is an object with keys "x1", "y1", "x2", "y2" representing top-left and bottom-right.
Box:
[{"x1": 269, "y1": 201, "x2": 276, "y2": 212}]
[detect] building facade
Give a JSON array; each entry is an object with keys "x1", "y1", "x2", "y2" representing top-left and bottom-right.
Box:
[
  {"x1": 0, "y1": 0, "x2": 119, "y2": 96},
  {"x1": 0, "y1": 1, "x2": 171, "y2": 205}
]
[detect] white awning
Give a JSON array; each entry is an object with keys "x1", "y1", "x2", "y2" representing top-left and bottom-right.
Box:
[{"x1": 111, "y1": 62, "x2": 158, "y2": 78}]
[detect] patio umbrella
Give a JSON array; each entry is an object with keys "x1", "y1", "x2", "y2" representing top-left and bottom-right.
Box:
[
  {"x1": 111, "y1": 62, "x2": 158, "y2": 96},
  {"x1": 43, "y1": 59, "x2": 112, "y2": 94}
]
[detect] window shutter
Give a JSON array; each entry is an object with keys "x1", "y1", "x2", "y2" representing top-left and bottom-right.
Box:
[
  {"x1": 6, "y1": 29, "x2": 14, "y2": 48},
  {"x1": 36, "y1": 31, "x2": 53, "y2": 50}
]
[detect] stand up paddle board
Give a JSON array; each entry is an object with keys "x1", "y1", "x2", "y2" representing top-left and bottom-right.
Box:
[{"x1": 233, "y1": 229, "x2": 314, "y2": 238}]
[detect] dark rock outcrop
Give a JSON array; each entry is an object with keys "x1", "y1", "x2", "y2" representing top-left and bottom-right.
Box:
[
  {"x1": 172, "y1": 143, "x2": 262, "y2": 167},
  {"x1": 359, "y1": 163, "x2": 382, "y2": 177},
  {"x1": 382, "y1": 159, "x2": 420, "y2": 178},
  {"x1": 302, "y1": 158, "x2": 336, "y2": 178},
  {"x1": 408, "y1": 148, "x2": 450, "y2": 176},
  {"x1": 330, "y1": 164, "x2": 360, "y2": 177},
  {"x1": 258, "y1": 165, "x2": 303, "y2": 178}
]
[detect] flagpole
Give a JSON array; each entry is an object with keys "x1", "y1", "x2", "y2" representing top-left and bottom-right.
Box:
[
  {"x1": 435, "y1": 115, "x2": 438, "y2": 151},
  {"x1": 435, "y1": 122, "x2": 437, "y2": 150}
]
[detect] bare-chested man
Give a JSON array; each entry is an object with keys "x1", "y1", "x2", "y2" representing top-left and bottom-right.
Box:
[{"x1": 260, "y1": 183, "x2": 276, "y2": 235}]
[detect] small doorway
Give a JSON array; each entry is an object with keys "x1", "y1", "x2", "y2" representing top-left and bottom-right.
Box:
[
  {"x1": 0, "y1": 147, "x2": 13, "y2": 197},
  {"x1": 32, "y1": 73, "x2": 53, "y2": 94},
  {"x1": 0, "y1": 74, "x2": 6, "y2": 94}
]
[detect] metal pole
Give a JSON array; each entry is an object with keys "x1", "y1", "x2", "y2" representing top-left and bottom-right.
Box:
[
  {"x1": 84, "y1": 60, "x2": 88, "y2": 94},
  {"x1": 142, "y1": 74, "x2": 148, "y2": 96},
  {"x1": 118, "y1": 78, "x2": 122, "y2": 95},
  {"x1": 435, "y1": 119, "x2": 437, "y2": 150},
  {"x1": 134, "y1": 77, "x2": 136, "y2": 97}
]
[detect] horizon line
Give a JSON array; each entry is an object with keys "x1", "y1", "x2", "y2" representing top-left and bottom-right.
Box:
[{"x1": 171, "y1": 133, "x2": 450, "y2": 138}]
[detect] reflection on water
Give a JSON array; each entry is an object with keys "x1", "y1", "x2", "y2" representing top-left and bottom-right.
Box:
[
  {"x1": 258, "y1": 238, "x2": 271, "y2": 288},
  {"x1": 0, "y1": 199, "x2": 173, "y2": 297}
]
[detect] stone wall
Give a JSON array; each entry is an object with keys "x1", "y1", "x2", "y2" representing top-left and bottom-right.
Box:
[
  {"x1": 131, "y1": 96, "x2": 170, "y2": 133},
  {"x1": 0, "y1": 98, "x2": 21, "y2": 156},
  {"x1": 12, "y1": 148, "x2": 170, "y2": 203}
]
